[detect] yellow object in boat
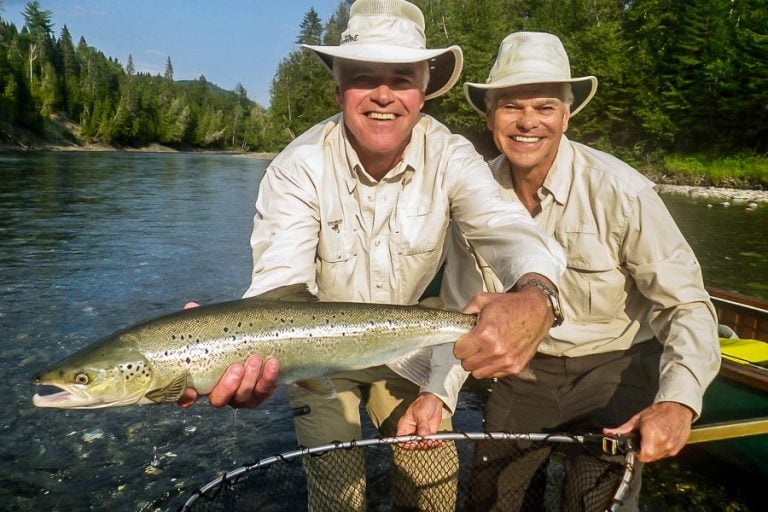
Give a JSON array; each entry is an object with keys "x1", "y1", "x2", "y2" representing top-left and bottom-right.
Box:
[{"x1": 720, "y1": 337, "x2": 768, "y2": 366}]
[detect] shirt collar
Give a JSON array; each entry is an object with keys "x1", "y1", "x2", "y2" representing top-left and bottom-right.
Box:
[
  {"x1": 541, "y1": 135, "x2": 574, "y2": 205},
  {"x1": 336, "y1": 115, "x2": 420, "y2": 192}
]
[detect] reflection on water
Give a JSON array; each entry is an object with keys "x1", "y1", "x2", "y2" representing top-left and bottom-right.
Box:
[{"x1": 0, "y1": 152, "x2": 764, "y2": 510}]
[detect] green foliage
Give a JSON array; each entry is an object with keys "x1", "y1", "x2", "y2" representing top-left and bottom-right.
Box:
[
  {"x1": 2, "y1": 0, "x2": 768, "y2": 161},
  {"x1": 662, "y1": 153, "x2": 768, "y2": 189}
]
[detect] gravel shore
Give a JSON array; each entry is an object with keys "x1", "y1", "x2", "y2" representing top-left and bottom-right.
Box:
[{"x1": 656, "y1": 184, "x2": 768, "y2": 206}]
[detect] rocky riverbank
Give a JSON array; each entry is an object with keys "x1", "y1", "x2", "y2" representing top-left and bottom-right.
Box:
[{"x1": 656, "y1": 184, "x2": 768, "y2": 207}]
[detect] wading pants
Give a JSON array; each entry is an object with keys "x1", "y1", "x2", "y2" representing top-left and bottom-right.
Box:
[
  {"x1": 288, "y1": 365, "x2": 458, "y2": 512},
  {"x1": 470, "y1": 340, "x2": 662, "y2": 512}
]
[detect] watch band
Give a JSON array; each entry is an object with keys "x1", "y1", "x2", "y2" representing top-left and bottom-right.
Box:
[{"x1": 520, "y1": 279, "x2": 564, "y2": 327}]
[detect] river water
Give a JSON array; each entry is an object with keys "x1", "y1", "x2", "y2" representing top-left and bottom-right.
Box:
[{"x1": 0, "y1": 152, "x2": 765, "y2": 511}]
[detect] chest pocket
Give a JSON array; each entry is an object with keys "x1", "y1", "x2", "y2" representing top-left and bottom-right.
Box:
[
  {"x1": 396, "y1": 204, "x2": 448, "y2": 255},
  {"x1": 317, "y1": 228, "x2": 358, "y2": 263},
  {"x1": 560, "y1": 228, "x2": 626, "y2": 322}
]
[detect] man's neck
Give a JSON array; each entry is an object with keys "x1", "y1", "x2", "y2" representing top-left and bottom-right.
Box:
[{"x1": 510, "y1": 164, "x2": 549, "y2": 216}]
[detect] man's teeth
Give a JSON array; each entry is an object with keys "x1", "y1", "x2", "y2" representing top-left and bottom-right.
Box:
[
  {"x1": 368, "y1": 112, "x2": 396, "y2": 120},
  {"x1": 513, "y1": 136, "x2": 540, "y2": 143}
]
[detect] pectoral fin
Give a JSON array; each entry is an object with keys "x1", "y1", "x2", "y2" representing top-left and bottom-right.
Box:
[
  {"x1": 294, "y1": 377, "x2": 337, "y2": 398},
  {"x1": 145, "y1": 372, "x2": 190, "y2": 403}
]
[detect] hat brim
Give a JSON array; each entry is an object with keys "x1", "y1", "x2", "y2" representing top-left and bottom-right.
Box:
[
  {"x1": 303, "y1": 43, "x2": 463, "y2": 100},
  {"x1": 464, "y1": 75, "x2": 598, "y2": 117}
]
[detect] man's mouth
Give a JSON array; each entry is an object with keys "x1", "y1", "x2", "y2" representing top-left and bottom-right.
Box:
[
  {"x1": 367, "y1": 112, "x2": 397, "y2": 120},
  {"x1": 512, "y1": 135, "x2": 541, "y2": 143}
]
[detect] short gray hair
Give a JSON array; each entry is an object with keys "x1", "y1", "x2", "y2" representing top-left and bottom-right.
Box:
[
  {"x1": 485, "y1": 83, "x2": 574, "y2": 113},
  {"x1": 332, "y1": 58, "x2": 430, "y2": 93}
]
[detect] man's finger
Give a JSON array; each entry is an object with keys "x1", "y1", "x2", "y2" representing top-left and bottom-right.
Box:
[
  {"x1": 208, "y1": 363, "x2": 245, "y2": 408},
  {"x1": 177, "y1": 388, "x2": 198, "y2": 408}
]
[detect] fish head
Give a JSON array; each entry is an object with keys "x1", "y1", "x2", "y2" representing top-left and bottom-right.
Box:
[{"x1": 31, "y1": 341, "x2": 156, "y2": 409}]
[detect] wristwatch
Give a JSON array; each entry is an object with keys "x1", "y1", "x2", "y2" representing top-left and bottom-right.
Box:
[{"x1": 521, "y1": 279, "x2": 564, "y2": 327}]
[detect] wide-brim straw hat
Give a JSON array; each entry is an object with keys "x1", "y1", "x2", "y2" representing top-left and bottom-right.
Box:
[
  {"x1": 464, "y1": 32, "x2": 597, "y2": 116},
  {"x1": 303, "y1": 0, "x2": 463, "y2": 100}
]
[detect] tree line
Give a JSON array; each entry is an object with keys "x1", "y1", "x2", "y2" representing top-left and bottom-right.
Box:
[{"x1": 2, "y1": 0, "x2": 767, "y2": 162}]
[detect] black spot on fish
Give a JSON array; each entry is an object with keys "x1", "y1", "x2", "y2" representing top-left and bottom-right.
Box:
[
  {"x1": 171, "y1": 335, "x2": 177, "y2": 340},
  {"x1": 237, "y1": 322, "x2": 242, "y2": 328},
  {"x1": 224, "y1": 327, "x2": 229, "y2": 333},
  {"x1": 127, "y1": 364, "x2": 133, "y2": 370},
  {"x1": 185, "y1": 357, "x2": 191, "y2": 364}
]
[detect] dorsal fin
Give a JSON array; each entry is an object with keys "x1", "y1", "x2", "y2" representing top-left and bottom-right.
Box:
[
  {"x1": 418, "y1": 296, "x2": 445, "y2": 310},
  {"x1": 252, "y1": 284, "x2": 318, "y2": 302}
]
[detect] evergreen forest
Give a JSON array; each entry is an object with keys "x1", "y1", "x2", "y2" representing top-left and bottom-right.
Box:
[{"x1": 1, "y1": 0, "x2": 767, "y2": 170}]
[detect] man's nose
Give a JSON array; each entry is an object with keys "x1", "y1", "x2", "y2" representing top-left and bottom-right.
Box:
[
  {"x1": 517, "y1": 108, "x2": 539, "y2": 130},
  {"x1": 370, "y1": 83, "x2": 395, "y2": 104}
]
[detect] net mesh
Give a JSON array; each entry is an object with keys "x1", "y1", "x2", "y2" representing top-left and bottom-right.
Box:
[{"x1": 179, "y1": 433, "x2": 634, "y2": 512}]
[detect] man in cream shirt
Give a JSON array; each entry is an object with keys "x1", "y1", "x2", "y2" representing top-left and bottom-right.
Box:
[
  {"x1": 181, "y1": 3, "x2": 564, "y2": 510},
  {"x1": 445, "y1": 31, "x2": 720, "y2": 510}
]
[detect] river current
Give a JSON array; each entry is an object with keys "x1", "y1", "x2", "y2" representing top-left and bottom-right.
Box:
[{"x1": 0, "y1": 151, "x2": 765, "y2": 510}]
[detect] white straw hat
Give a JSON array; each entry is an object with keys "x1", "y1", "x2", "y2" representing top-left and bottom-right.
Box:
[
  {"x1": 464, "y1": 32, "x2": 597, "y2": 116},
  {"x1": 303, "y1": 0, "x2": 463, "y2": 100}
]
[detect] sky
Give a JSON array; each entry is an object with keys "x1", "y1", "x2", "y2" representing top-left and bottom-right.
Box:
[{"x1": 2, "y1": 0, "x2": 341, "y2": 107}]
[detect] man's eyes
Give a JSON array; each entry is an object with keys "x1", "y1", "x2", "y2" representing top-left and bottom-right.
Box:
[{"x1": 349, "y1": 75, "x2": 415, "y2": 88}]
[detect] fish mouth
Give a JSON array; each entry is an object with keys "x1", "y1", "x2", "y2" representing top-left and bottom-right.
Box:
[{"x1": 32, "y1": 382, "x2": 143, "y2": 409}]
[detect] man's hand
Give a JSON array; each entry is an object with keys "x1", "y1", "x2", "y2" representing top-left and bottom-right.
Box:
[
  {"x1": 177, "y1": 355, "x2": 280, "y2": 409},
  {"x1": 396, "y1": 393, "x2": 446, "y2": 450},
  {"x1": 603, "y1": 401, "x2": 695, "y2": 463},
  {"x1": 453, "y1": 285, "x2": 551, "y2": 379}
]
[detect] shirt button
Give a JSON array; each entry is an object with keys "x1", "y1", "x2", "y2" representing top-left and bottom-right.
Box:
[
  {"x1": 376, "y1": 283, "x2": 383, "y2": 289},
  {"x1": 374, "y1": 240, "x2": 381, "y2": 247}
]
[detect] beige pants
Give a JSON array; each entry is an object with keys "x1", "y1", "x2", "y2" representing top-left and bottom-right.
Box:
[{"x1": 289, "y1": 365, "x2": 459, "y2": 511}]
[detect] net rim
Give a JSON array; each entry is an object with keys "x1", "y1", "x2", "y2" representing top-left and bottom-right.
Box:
[{"x1": 180, "y1": 431, "x2": 637, "y2": 512}]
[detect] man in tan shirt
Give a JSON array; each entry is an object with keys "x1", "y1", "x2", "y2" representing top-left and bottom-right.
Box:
[
  {"x1": 180, "y1": 4, "x2": 565, "y2": 510},
  {"x1": 446, "y1": 32, "x2": 721, "y2": 510}
]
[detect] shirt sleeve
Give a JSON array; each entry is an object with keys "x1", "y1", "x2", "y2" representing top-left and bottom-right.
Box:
[
  {"x1": 623, "y1": 187, "x2": 721, "y2": 418},
  {"x1": 446, "y1": 150, "x2": 565, "y2": 291},
  {"x1": 420, "y1": 344, "x2": 469, "y2": 413},
  {"x1": 242, "y1": 164, "x2": 321, "y2": 298}
]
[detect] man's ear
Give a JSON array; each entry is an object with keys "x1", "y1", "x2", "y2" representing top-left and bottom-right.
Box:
[
  {"x1": 335, "y1": 85, "x2": 343, "y2": 108},
  {"x1": 486, "y1": 110, "x2": 494, "y2": 132},
  {"x1": 562, "y1": 109, "x2": 570, "y2": 133}
]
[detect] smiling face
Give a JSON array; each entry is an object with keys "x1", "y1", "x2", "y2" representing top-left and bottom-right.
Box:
[
  {"x1": 487, "y1": 83, "x2": 571, "y2": 179},
  {"x1": 335, "y1": 60, "x2": 427, "y2": 179}
]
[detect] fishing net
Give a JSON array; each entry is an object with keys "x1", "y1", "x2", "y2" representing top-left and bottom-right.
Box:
[{"x1": 178, "y1": 432, "x2": 636, "y2": 512}]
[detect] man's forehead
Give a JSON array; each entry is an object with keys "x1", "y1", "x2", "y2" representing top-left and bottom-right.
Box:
[
  {"x1": 495, "y1": 83, "x2": 565, "y2": 101},
  {"x1": 340, "y1": 60, "x2": 421, "y2": 76}
]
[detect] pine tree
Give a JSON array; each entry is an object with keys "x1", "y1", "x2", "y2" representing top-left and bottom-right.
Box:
[
  {"x1": 297, "y1": 7, "x2": 323, "y2": 45},
  {"x1": 164, "y1": 56, "x2": 173, "y2": 81}
]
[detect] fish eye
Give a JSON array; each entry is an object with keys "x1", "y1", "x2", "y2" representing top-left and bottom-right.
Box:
[{"x1": 74, "y1": 372, "x2": 90, "y2": 385}]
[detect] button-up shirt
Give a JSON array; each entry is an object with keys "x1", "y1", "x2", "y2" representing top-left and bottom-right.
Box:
[
  {"x1": 244, "y1": 113, "x2": 565, "y2": 411},
  {"x1": 441, "y1": 136, "x2": 720, "y2": 415}
]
